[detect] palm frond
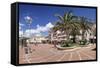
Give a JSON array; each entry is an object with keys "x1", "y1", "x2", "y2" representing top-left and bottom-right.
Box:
[{"x1": 55, "y1": 14, "x2": 64, "y2": 22}]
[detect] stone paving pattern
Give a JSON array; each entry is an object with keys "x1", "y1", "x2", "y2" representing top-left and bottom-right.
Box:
[{"x1": 19, "y1": 44, "x2": 96, "y2": 64}]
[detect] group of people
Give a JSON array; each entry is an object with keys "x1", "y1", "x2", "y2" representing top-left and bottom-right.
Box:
[{"x1": 21, "y1": 38, "x2": 37, "y2": 54}]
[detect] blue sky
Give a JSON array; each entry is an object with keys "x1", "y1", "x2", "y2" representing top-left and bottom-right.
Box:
[{"x1": 19, "y1": 4, "x2": 96, "y2": 37}]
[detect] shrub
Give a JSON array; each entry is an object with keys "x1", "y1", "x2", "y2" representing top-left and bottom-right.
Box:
[
  {"x1": 61, "y1": 40, "x2": 72, "y2": 47},
  {"x1": 79, "y1": 39, "x2": 87, "y2": 45}
]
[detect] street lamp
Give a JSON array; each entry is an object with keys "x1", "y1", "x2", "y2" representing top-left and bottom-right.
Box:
[{"x1": 25, "y1": 16, "x2": 33, "y2": 53}]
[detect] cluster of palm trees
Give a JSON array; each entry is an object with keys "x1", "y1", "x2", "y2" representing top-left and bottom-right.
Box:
[{"x1": 52, "y1": 11, "x2": 94, "y2": 44}]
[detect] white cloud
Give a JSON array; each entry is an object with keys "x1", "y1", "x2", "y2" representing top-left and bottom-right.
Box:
[
  {"x1": 19, "y1": 22, "x2": 25, "y2": 30},
  {"x1": 19, "y1": 27, "x2": 21, "y2": 30},
  {"x1": 24, "y1": 22, "x2": 54, "y2": 37},
  {"x1": 19, "y1": 30, "x2": 23, "y2": 37},
  {"x1": 46, "y1": 22, "x2": 54, "y2": 28},
  {"x1": 24, "y1": 16, "x2": 31, "y2": 20},
  {"x1": 19, "y1": 22, "x2": 25, "y2": 37},
  {"x1": 36, "y1": 22, "x2": 54, "y2": 32},
  {"x1": 24, "y1": 16, "x2": 32, "y2": 24},
  {"x1": 25, "y1": 29, "x2": 40, "y2": 34},
  {"x1": 19, "y1": 23, "x2": 24, "y2": 26}
]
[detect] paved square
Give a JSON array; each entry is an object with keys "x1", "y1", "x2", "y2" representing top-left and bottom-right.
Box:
[{"x1": 19, "y1": 44, "x2": 96, "y2": 64}]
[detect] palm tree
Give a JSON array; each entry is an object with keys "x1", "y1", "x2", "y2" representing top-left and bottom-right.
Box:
[
  {"x1": 69, "y1": 22, "x2": 81, "y2": 43},
  {"x1": 52, "y1": 11, "x2": 80, "y2": 43},
  {"x1": 78, "y1": 16, "x2": 91, "y2": 41},
  {"x1": 91, "y1": 23, "x2": 96, "y2": 44}
]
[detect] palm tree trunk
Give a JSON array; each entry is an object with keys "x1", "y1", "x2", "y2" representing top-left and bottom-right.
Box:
[
  {"x1": 73, "y1": 35, "x2": 76, "y2": 43},
  {"x1": 82, "y1": 30, "x2": 85, "y2": 40},
  {"x1": 65, "y1": 31, "x2": 70, "y2": 42}
]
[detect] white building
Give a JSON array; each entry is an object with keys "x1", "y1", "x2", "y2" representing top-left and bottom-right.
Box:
[
  {"x1": 29, "y1": 34, "x2": 47, "y2": 43},
  {"x1": 49, "y1": 24, "x2": 96, "y2": 43}
]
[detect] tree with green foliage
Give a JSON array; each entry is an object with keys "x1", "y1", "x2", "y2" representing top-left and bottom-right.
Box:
[
  {"x1": 53, "y1": 11, "x2": 80, "y2": 43},
  {"x1": 78, "y1": 16, "x2": 91, "y2": 40}
]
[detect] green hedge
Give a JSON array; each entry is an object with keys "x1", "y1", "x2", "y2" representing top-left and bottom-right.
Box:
[
  {"x1": 79, "y1": 39, "x2": 87, "y2": 45},
  {"x1": 61, "y1": 40, "x2": 73, "y2": 47}
]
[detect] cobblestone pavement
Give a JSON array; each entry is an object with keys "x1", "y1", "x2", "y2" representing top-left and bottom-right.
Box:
[{"x1": 19, "y1": 44, "x2": 96, "y2": 64}]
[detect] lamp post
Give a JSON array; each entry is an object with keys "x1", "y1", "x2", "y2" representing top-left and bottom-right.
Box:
[{"x1": 25, "y1": 16, "x2": 33, "y2": 53}]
